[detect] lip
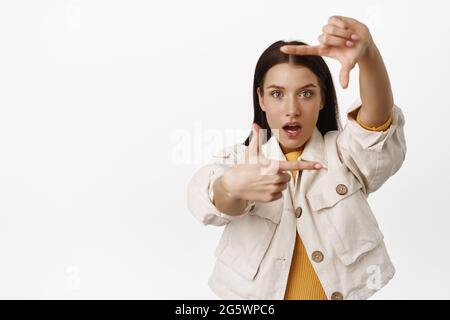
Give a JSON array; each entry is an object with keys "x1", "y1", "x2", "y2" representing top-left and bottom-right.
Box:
[
  {"x1": 282, "y1": 121, "x2": 302, "y2": 139},
  {"x1": 282, "y1": 121, "x2": 302, "y2": 127}
]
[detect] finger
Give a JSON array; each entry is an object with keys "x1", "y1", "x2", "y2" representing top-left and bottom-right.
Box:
[
  {"x1": 255, "y1": 123, "x2": 266, "y2": 152},
  {"x1": 334, "y1": 16, "x2": 360, "y2": 29},
  {"x1": 339, "y1": 65, "x2": 351, "y2": 89},
  {"x1": 276, "y1": 160, "x2": 323, "y2": 172},
  {"x1": 328, "y1": 16, "x2": 348, "y2": 29},
  {"x1": 259, "y1": 159, "x2": 280, "y2": 176},
  {"x1": 248, "y1": 123, "x2": 260, "y2": 158},
  {"x1": 274, "y1": 172, "x2": 291, "y2": 184},
  {"x1": 271, "y1": 183, "x2": 288, "y2": 193},
  {"x1": 322, "y1": 24, "x2": 353, "y2": 39},
  {"x1": 268, "y1": 172, "x2": 291, "y2": 184},
  {"x1": 350, "y1": 33, "x2": 360, "y2": 41},
  {"x1": 318, "y1": 33, "x2": 353, "y2": 47},
  {"x1": 280, "y1": 44, "x2": 331, "y2": 57},
  {"x1": 268, "y1": 192, "x2": 283, "y2": 202}
]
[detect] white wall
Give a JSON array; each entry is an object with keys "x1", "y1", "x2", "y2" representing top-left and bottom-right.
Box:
[{"x1": 0, "y1": 0, "x2": 449, "y2": 299}]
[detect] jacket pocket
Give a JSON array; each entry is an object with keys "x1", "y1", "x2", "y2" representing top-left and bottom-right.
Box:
[
  {"x1": 306, "y1": 166, "x2": 384, "y2": 266},
  {"x1": 213, "y1": 199, "x2": 282, "y2": 281}
]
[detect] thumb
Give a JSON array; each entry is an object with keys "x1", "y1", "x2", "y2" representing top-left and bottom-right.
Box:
[
  {"x1": 339, "y1": 65, "x2": 351, "y2": 89},
  {"x1": 248, "y1": 123, "x2": 260, "y2": 159}
]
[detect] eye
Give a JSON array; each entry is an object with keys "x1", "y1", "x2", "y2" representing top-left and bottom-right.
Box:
[
  {"x1": 299, "y1": 90, "x2": 313, "y2": 98},
  {"x1": 270, "y1": 90, "x2": 283, "y2": 98}
]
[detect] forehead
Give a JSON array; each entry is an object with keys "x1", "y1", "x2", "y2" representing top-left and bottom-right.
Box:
[{"x1": 264, "y1": 63, "x2": 319, "y2": 88}]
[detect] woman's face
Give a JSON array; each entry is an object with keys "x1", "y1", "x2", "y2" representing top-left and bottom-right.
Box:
[{"x1": 257, "y1": 63, "x2": 324, "y2": 154}]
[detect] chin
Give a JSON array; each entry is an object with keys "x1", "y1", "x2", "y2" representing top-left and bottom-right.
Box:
[{"x1": 279, "y1": 138, "x2": 305, "y2": 152}]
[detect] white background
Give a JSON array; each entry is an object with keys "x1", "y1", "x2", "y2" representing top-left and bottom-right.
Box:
[{"x1": 0, "y1": 0, "x2": 449, "y2": 299}]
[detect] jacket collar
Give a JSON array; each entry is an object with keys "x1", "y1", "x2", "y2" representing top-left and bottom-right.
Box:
[{"x1": 260, "y1": 126, "x2": 328, "y2": 169}]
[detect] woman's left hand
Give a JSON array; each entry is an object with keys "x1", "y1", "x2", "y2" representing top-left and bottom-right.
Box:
[{"x1": 280, "y1": 16, "x2": 374, "y2": 89}]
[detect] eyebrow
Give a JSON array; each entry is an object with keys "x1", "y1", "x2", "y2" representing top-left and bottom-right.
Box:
[{"x1": 266, "y1": 83, "x2": 317, "y2": 90}]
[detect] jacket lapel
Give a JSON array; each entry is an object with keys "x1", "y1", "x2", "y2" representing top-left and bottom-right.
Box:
[
  {"x1": 260, "y1": 127, "x2": 328, "y2": 168},
  {"x1": 259, "y1": 127, "x2": 329, "y2": 209},
  {"x1": 299, "y1": 127, "x2": 328, "y2": 168}
]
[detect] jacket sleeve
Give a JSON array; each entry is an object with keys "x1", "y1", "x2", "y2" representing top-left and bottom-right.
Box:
[
  {"x1": 186, "y1": 144, "x2": 254, "y2": 226},
  {"x1": 336, "y1": 97, "x2": 407, "y2": 195}
]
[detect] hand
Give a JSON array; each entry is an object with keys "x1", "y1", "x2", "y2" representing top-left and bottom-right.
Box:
[
  {"x1": 221, "y1": 123, "x2": 323, "y2": 202},
  {"x1": 280, "y1": 15, "x2": 374, "y2": 89}
]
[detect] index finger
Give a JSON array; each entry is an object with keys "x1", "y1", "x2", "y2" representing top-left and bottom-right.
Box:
[
  {"x1": 277, "y1": 159, "x2": 322, "y2": 172},
  {"x1": 280, "y1": 44, "x2": 330, "y2": 57}
]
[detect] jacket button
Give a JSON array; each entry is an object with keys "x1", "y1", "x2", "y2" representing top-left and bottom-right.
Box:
[
  {"x1": 336, "y1": 184, "x2": 348, "y2": 195},
  {"x1": 311, "y1": 250, "x2": 324, "y2": 263},
  {"x1": 295, "y1": 207, "x2": 302, "y2": 218},
  {"x1": 331, "y1": 291, "x2": 343, "y2": 300}
]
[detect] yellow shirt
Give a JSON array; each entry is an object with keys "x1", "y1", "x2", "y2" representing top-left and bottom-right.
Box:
[
  {"x1": 283, "y1": 147, "x2": 328, "y2": 300},
  {"x1": 283, "y1": 107, "x2": 393, "y2": 300}
]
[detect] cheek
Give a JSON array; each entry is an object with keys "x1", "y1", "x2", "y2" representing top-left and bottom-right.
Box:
[
  {"x1": 303, "y1": 104, "x2": 322, "y2": 120},
  {"x1": 264, "y1": 108, "x2": 285, "y2": 128}
]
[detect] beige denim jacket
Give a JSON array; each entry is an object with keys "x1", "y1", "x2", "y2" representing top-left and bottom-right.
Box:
[{"x1": 187, "y1": 98, "x2": 406, "y2": 300}]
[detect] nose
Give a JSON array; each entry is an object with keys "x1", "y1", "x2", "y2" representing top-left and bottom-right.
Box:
[{"x1": 284, "y1": 95, "x2": 301, "y2": 117}]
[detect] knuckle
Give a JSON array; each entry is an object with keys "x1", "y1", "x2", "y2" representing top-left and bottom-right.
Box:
[
  {"x1": 274, "y1": 174, "x2": 283, "y2": 183},
  {"x1": 268, "y1": 193, "x2": 278, "y2": 201},
  {"x1": 269, "y1": 185, "x2": 278, "y2": 193}
]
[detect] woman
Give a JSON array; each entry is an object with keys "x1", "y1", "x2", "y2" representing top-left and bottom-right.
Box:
[{"x1": 187, "y1": 15, "x2": 406, "y2": 300}]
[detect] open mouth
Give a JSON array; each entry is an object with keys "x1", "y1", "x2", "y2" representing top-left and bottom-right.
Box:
[{"x1": 282, "y1": 122, "x2": 302, "y2": 138}]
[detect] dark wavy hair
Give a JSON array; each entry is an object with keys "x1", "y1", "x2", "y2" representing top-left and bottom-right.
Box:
[{"x1": 244, "y1": 40, "x2": 341, "y2": 146}]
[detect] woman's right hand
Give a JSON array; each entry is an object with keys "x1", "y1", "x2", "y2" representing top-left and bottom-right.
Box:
[{"x1": 221, "y1": 123, "x2": 323, "y2": 203}]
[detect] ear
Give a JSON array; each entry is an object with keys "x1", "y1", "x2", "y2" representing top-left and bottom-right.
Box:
[{"x1": 257, "y1": 87, "x2": 266, "y2": 112}]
